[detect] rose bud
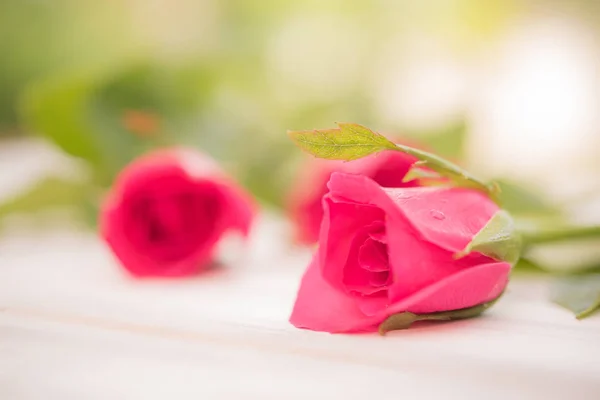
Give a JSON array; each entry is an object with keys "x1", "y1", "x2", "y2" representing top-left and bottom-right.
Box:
[
  {"x1": 100, "y1": 149, "x2": 255, "y2": 277},
  {"x1": 289, "y1": 173, "x2": 511, "y2": 333},
  {"x1": 288, "y1": 149, "x2": 420, "y2": 245}
]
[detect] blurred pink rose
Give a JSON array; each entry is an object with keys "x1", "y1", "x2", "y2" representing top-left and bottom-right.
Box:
[
  {"x1": 101, "y1": 149, "x2": 255, "y2": 277},
  {"x1": 287, "y1": 149, "x2": 420, "y2": 245},
  {"x1": 290, "y1": 173, "x2": 510, "y2": 333}
]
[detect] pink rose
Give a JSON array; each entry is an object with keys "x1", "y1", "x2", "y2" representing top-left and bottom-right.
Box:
[
  {"x1": 288, "y1": 149, "x2": 420, "y2": 245},
  {"x1": 290, "y1": 173, "x2": 510, "y2": 333},
  {"x1": 101, "y1": 149, "x2": 255, "y2": 277}
]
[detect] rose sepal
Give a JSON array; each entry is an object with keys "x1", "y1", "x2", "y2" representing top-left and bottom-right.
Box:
[{"x1": 378, "y1": 293, "x2": 503, "y2": 335}]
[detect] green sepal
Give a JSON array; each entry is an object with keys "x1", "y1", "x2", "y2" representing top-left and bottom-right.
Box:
[
  {"x1": 455, "y1": 210, "x2": 522, "y2": 265},
  {"x1": 401, "y1": 163, "x2": 444, "y2": 183},
  {"x1": 394, "y1": 142, "x2": 500, "y2": 201},
  {"x1": 378, "y1": 294, "x2": 503, "y2": 335}
]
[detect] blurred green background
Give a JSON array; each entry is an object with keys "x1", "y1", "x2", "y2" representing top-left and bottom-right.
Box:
[{"x1": 1, "y1": 0, "x2": 599, "y2": 249}]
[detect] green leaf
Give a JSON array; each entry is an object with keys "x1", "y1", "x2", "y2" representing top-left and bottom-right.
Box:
[
  {"x1": 378, "y1": 294, "x2": 503, "y2": 335},
  {"x1": 455, "y1": 210, "x2": 522, "y2": 264},
  {"x1": 21, "y1": 75, "x2": 105, "y2": 172},
  {"x1": 287, "y1": 123, "x2": 397, "y2": 161},
  {"x1": 550, "y1": 275, "x2": 600, "y2": 319},
  {"x1": 288, "y1": 123, "x2": 499, "y2": 201},
  {"x1": 0, "y1": 176, "x2": 99, "y2": 229}
]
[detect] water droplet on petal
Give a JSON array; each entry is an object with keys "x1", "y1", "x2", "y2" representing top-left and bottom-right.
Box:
[{"x1": 430, "y1": 210, "x2": 445, "y2": 220}]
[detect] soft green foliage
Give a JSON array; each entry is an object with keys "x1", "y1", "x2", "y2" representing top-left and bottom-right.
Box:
[
  {"x1": 16, "y1": 56, "x2": 312, "y2": 210},
  {"x1": 520, "y1": 236, "x2": 600, "y2": 275},
  {"x1": 287, "y1": 123, "x2": 397, "y2": 161},
  {"x1": 15, "y1": 61, "x2": 220, "y2": 225},
  {"x1": 378, "y1": 294, "x2": 502, "y2": 334},
  {"x1": 22, "y1": 76, "x2": 106, "y2": 177},
  {"x1": 496, "y1": 180, "x2": 561, "y2": 217},
  {"x1": 550, "y1": 275, "x2": 600, "y2": 319},
  {"x1": 521, "y1": 224, "x2": 600, "y2": 246},
  {"x1": 513, "y1": 218, "x2": 600, "y2": 275},
  {"x1": 1, "y1": 1, "x2": 530, "y2": 216},
  {"x1": 21, "y1": 62, "x2": 216, "y2": 186},
  {"x1": 516, "y1": 256, "x2": 600, "y2": 276},
  {"x1": 405, "y1": 119, "x2": 467, "y2": 160},
  {"x1": 0, "y1": 176, "x2": 98, "y2": 229},
  {"x1": 0, "y1": 0, "x2": 132, "y2": 130},
  {"x1": 455, "y1": 210, "x2": 522, "y2": 264},
  {"x1": 512, "y1": 257, "x2": 549, "y2": 275}
]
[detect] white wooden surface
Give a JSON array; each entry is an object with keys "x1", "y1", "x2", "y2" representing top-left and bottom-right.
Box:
[{"x1": 1, "y1": 139, "x2": 600, "y2": 400}]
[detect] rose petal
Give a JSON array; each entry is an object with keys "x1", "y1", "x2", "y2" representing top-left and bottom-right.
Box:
[
  {"x1": 343, "y1": 228, "x2": 385, "y2": 296},
  {"x1": 326, "y1": 173, "x2": 500, "y2": 302},
  {"x1": 291, "y1": 173, "x2": 510, "y2": 333},
  {"x1": 369, "y1": 229, "x2": 387, "y2": 244},
  {"x1": 358, "y1": 237, "x2": 388, "y2": 272},
  {"x1": 382, "y1": 186, "x2": 498, "y2": 253},
  {"x1": 103, "y1": 201, "x2": 203, "y2": 276},
  {"x1": 386, "y1": 224, "x2": 498, "y2": 303},
  {"x1": 321, "y1": 199, "x2": 394, "y2": 316},
  {"x1": 369, "y1": 270, "x2": 390, "y2": 287},
  {"x1": 290, "y1": 258, "x2": 510, "y2": 333},
  {"x1": 319, "y1": 197, "x2": 384, "y2": 290},
  {"x1": 342, "y1": 150, "x2": 417, "y2": 188},
  {"x1": 356, "y1": 294, "x2": 389, "y2": 317},
  {"x1": 215, "y1": 180, "x2": 255, "y2": 237},
  {"x1": 385, "y1": 261, "x2": 510, "y2": 316},
  {"x1": 287, "y1": 149, "x2": 418, "y2": 245},
  {"x1": 326, "y1": 173, "x2": 429, "y2": 299},
  {"x1": 290, "y1": 256, "x2": 371, "y2": 333},
  {"x1": 359, "y1": 261, "x2": 511, "y2": 332},
  {"x1": 287, "y1": 159, "x2": 340, "y2": 245},
  {"x1": 100, "y1": 149, "x2": 255, "y2": 277}
]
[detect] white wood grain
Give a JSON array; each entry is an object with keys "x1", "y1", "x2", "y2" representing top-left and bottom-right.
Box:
[{"x1": 1, "y1": 140, "x2": 600, "y2": 400}]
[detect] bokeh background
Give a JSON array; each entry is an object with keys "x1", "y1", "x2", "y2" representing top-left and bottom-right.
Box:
[{"x1": 1, "y1": 0, "x2": 599, "y2": 242}]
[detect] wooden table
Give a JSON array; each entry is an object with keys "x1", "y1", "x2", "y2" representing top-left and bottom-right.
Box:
[{"x1": 1, "y1": 139, "x2": 599, "y2": 399}]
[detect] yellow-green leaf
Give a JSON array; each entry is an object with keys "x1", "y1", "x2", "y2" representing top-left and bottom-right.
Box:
[
  {"x1": 287, "y1": 123, "x2": 499, "y2": 201},
  {"x1": 287, "y1": 123, "x2": 397, "y2": 161}
]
